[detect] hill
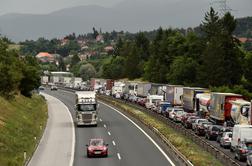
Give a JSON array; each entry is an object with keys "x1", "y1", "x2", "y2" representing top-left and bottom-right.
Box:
[
  {"x1": 234, "y1": 17, "x2": 252, "y2": 37},
  {"x1": 0, "y1": 0, "x2": 251, "y2": 41}
]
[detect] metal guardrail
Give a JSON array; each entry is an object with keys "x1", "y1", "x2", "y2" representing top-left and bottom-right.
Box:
[{"x1": 98, "y1": 95, "x2": 240, "y2": 166}]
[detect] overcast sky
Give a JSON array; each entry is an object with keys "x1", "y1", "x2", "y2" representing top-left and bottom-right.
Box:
[{"x1": 0, "y1": 0, "x2": 123, "y2": 15}]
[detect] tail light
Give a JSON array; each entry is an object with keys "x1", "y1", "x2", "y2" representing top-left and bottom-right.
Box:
[
  {"x1": 224, "y1": 138, "x2": 229, "y2": 141},
  {"x1": 240, "y1": 149, "x2": 248, "y2": 154}
]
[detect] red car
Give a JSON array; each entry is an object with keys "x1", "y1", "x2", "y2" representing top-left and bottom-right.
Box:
[{"x1": 86, "y1": 138, "x2": 108, "y2": 157}]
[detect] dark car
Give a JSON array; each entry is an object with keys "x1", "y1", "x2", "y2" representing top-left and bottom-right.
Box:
[
  {"x1": 195, "y1": 121, "x2": 213, "y2": 136},
  {"x1": 235, "y1": 139, "x2": 252, "y2": 161},
  {"x1": 205, "y1": 125, "x2": 222, "y2": 140},
  {"x1": 86, "y1": 138, "x2": 108, "y2": 157},
  {"x1": 216, "y1": 126, "x2": 233, "y2": 142},
  {"x1": 184, "y1": 116, "x2": 200, "y2": 129}
]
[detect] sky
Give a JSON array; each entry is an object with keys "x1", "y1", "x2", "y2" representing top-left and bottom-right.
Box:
[
  {"x1": 0, "y1": 0, "x2": 123, "y2": 15},
  {"x1": 0, "y1": 0, "x2": 251, "y2": 17}
]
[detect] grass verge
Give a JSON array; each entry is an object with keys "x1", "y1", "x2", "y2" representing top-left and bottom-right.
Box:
[
  {"x1": 100, "y1": 97, "x2": 222, "y2": 166},
  {"x1": 0, "y1": 94, "x2": 48, "y2": 166}
]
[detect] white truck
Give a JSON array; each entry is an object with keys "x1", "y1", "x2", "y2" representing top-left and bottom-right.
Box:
[
  {"x1": 112, "y1": 82, "x2": 125, "y2": 98},
  {"x1": 145, "y1": 95, "x2": 164, "y2": 109},
  {"x1": 231, "y1": 125, "x2": 252, "y2": 151},
  {"x1": 230, "y1": 99, "x2": 251, "y2": 125},
  {"x1": 166, "y1": 85, "x2": 183, "y2": 106},
  {"x1": 74, "y1": 91, "x2": 98, "y2": 126}
]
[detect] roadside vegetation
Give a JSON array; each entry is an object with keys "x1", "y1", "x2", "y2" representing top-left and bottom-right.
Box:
[
  {"x1": 101, "y1": 97, "x2": 222, "y2": 166},
  {"x1": 0, "y1": 37, "x2": 48, "y2": 166},
  {"x1": 0, "y1": 94, "x2": 47, "y2": 166}
]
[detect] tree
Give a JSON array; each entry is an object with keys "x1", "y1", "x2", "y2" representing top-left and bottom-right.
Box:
[
  {"x1": 79, "y1": 63, "x2": 96, "y2": 81},
  {"x1": 167, "y1": 56, "x2": 199, "y2": 86},
  {"x1": 244, "y1": 52, "x2": 252, "y2": 83},
  {"x1": 0, "y1": 40, "x2": 23, "y2": 97},
  {"x1": 199, "y1": 8, "x2": 243, "y2": 87},
  {"x1": 102, "y1": 56, "x2": 125, "y2": 79}
]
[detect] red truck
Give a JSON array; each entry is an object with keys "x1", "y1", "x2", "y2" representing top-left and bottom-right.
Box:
[{"x1": 209, "y1": 93, "x2": 243, "y2": 125}]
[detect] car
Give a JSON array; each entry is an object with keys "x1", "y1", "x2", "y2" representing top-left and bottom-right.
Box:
[
  {"x1": 38, "y1": 86, "x2": 45, "y2": 90},
  {"x1": 50, "y1": 85, "x2": 58, "y2": 90},
  {"x1": 163, "y1": 107, "x2": 173, "y2": 118},
  {"x1": 205, "y1": 125, "x2": 222, "y2": 140},
  {"x1": 235, "y1": 139, "x2": 252, "y2": 161},
  {"x1": 219, "y1": 132, "x2": 232, "y2": 148},
  {"x1": 86, "y1": 138, "x2": 108, "y2": 158},
  {"x1": 168, "y1": 107, "x2": 184, "y2": 120},
  {"x1": 192, "y1": 119, "x2": 208, "y2": 131},
  {"x1": 184, "y1": 116, "x2": 200, "y2": 129},
  {"x1": 181, "y1": 113, "x2": 197, "y2": 126},
  {"x1": 195, "y1": 121, "x2": 213, "y2": 136},
  {"x1": 173, "y1": 110, "x2": 186, "y2": 122},
  {"x1": 216, "y1": 126, "x2": 233, "y2": 142}
]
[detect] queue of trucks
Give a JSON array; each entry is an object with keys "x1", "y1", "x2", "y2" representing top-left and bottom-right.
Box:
[{"x1": 89, "y1": 78, "x2": 252, "y2": 127}]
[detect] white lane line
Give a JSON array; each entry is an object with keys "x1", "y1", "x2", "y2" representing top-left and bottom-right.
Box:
[
  {"x1": 117, "y1": 153, "x2": 121, "y2": 160},
  {"x1": 108, "y1": 131, "x2": 111, "y2": 136},
  {"x1": 104, "y1": 124, "x2": 107, "y2": 128},
  {"x1": 99, "y1": 118, "x2": 102, "y2": 122},
  {"x1": 99, "y1": 101, "x2": 175, "y2": 166},
  {"x1": 112, "y1": 141, "x2": 116, "y2": 146}
]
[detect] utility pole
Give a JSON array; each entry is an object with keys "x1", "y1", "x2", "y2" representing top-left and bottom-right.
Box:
[{"x1": 210, "y1": 0, "x2": 235, "y2": 16}]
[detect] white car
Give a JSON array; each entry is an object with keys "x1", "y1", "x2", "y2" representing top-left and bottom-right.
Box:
[
  {"x1": 192, "y1": 119, "x2": 208, "y2": 131},
  {"x1": 220, "y1": 132, "x2": 232, "y2": 148},
  {"x1": 168, "y1": 107, "x2": 184, "y2": 120}
]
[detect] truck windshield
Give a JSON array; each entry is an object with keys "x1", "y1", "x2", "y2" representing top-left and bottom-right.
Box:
[{"x1": 77, "y1": 104, "x2": 96, "y2": 112}]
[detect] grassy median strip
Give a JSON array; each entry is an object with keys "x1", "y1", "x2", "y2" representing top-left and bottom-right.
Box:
[
  {"x1": 102, "y1": 98, "x2": 222, "y2": 166},
  {"x1": 0, "y1": 94, "x2": 48, "y2": 166}
]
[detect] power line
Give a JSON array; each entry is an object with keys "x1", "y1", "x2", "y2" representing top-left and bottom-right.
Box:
[{"x1": 210, "y1": 0, "x2": 236, "y2": 16}]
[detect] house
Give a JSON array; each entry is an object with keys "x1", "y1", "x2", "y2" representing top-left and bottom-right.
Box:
[{"x1": 36, "y1": 52, "x2": 55, "y2": 63}]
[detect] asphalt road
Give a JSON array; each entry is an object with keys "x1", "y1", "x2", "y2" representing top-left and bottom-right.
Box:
[
  {"x1": 28, "y1": 93, "x2": 74, "y2": 166},
  {"x1": 45, "y1": 89, "x2": 178, "y2": 166}
]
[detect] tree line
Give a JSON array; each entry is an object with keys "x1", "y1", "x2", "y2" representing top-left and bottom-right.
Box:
[
  {"x1": 102, "y1": 8, "x2": 252, "y2": 98},
  {"x1": 0, "y1": 38, "x2": 40, "y2": 98}
]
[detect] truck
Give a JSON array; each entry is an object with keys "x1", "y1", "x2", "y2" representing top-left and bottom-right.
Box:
[
  {"x1": 230, "y1": 99, "x2": 251, "y2": 125},
  {"x1": 74, "y1": 91, "x2": 98, "y2": 126},
  {"x1": 182, "y1": 87, "x2": 209, "y2": 112},
  {"x1": 145, "y1": 95, "x2": 164, "y2": 109},
  {"x1": 231, "y1": 125, "x2": 252, "y2": 151},
  {"x1": 137, "y1": 83, "x2": 152, "y2": 97},
  {"x1": 166, "y1": 85, "x2": 183, "y2": 106},
  {"x1": 106, "y1": 79, "x2": 114, "y2": 91},
  {"x1": 111, "y1": 82, "x2": 125, "y2": 98},
  {"x1": 51, "y1": 76, "x2": 59, "y2": 84},
  {"x1": 149, "y1": 83, "x2": 166, "y2": 95},
  {"x1": 195, "y1": 93, "x2": 211, "y2": 118},
  {"x1": 41, "y1": 76, "x2": 49, "y2": 85},
  {"x1": 209, "y1": 93, "x2": 243, "y2": 125}
]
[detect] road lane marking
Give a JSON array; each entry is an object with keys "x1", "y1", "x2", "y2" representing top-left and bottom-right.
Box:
[
  {"x1": 108, "y1": 131, "x2": 111, "y2": 136},
  {"x1": 117, "y1": 153, "x2": 121, "y2": 160},
  {"x1": 112, "y1": 141, "x2": 116, "y2": 146},
  {"x1": 100, "y1": 101, "x2": 175, "y2": 166},
  {"x1": 100, "y1": 118, "x2": 102, "y2": 122},
  {"x1": 104, "y1": 124, "x2": 107, "y2": 128}
]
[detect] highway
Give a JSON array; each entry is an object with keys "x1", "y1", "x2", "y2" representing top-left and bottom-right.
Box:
[{"x1": 45, "y1": 88, "x2": 179, "y2": 166}]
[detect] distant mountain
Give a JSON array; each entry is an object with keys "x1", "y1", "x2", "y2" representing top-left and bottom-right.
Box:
[
  {"x1": 0, "y1": 0, "x2": 252, "y2": 41},
  {"x1": 234, "y1": 17, "x2": 252, "y2": 38}
]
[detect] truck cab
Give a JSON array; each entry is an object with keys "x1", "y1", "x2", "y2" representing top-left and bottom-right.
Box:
[{"x1": 75, "y1": 91, "x2": 98, "y2": 127}]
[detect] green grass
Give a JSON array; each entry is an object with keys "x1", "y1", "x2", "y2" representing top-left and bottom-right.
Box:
[
  {"x1": 102, "y1": 98, "x2": 223, "y2": 166},
  {"x1": 0, "y1": 94, "x2": 48, "y2": 166}
]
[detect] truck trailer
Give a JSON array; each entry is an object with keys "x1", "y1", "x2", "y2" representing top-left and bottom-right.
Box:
[
  {"x1": 137, "y1": 83, "x2": 151, "y2": 97},
  {"x1": 209, "y1": 93, "x2": 243, "y2": 125},
  {"x1": 230, "y1": 99, "x2": 251, "y2": 125},
  {"x1": 166, "y1": 85, "x2": 183, "y2": 106},
  {"x1": 182, "y1": 87, "x2": 209, "y2": 112}
]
